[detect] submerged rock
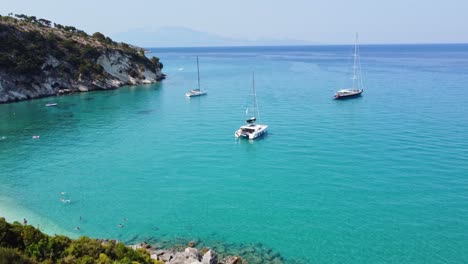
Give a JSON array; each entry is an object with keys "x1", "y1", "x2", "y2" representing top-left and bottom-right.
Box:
[{"x1": 219, "y1": 256, "x2": 244, "y2": 264}]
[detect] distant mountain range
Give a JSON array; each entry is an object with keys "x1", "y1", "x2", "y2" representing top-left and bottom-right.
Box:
[{"x1": 111, "y1": 27, "x2": 314, "y2": 48}]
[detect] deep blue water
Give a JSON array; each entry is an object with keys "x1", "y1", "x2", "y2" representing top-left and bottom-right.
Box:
[{"x1": 1, "y1": 44, "x2": 468, "y2": 263}]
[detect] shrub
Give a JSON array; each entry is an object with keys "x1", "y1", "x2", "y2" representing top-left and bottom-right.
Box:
[
  {"x1": 65, "y1": 236, "x2": 102, "y2": 259},
  {"x1": 0, "y1": 217, "x2": 156, "y2": 263},
  {"x1": 98, "y1": 253, "x2": 112, "y2": 264},
  {"x1": 92, "y1": 32, "x2": 106, "y2": 42},
  {"x1": 0, "y1": 247, "x2": 34, "y2": 264},
  {"x1": 150, "y1": 56, "x2": 159, "y2": 64},
  {"x1": 46, "y1": 235, "x2": 71, "y2": 260}
]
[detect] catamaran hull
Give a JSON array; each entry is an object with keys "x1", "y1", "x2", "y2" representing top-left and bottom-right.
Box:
[
  {"x1": 235, "y1": 127, "x2": 268, "y2": 140},
  {"x1": 334, "y1": 90, "x2": 363, "y2": 100}
]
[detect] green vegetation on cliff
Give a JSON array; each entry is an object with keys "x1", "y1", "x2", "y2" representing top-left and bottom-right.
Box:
[
  {"x1": 0, "y1": 13, "x2": 165, "y2": 103},
  {"x1": 0, "y1": 13, "x2": 162, "y2": 81},
  {"x1": 0, "y1": 217, "x2": 159, "y2": 264}
]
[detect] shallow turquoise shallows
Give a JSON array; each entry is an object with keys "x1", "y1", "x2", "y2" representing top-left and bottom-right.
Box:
[{"x1": 1, "y1": 45, "x2": 468, "y2": 263}]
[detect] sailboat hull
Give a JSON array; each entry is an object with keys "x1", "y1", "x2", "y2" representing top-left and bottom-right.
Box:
[
  {"x1": 334, "y1": 89, "x2": 363, "y2": 100},
  {"x1": 185, "y1": 90, "x2": 207, "y2": 97}
]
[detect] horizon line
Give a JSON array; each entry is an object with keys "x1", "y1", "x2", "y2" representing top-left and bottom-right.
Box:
[{"x1": 144, "y1": 42, "x2": 468, "y2": 49}]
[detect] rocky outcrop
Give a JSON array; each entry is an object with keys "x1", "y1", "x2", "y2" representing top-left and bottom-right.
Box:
[
  {"x1": 0, "y1": 14, "x2": 165, "y2": 104},
  {"x1": 130, "y1": 243, "x2": 244, "y2": 264},
  {"x1": 96, "y1": 50, "x2": 163, "y2": 85},
  {"x1": 202, "y1": 250, "x2": 217, "y2": 264}
]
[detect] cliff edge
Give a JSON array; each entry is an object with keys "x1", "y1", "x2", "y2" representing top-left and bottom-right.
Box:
[{"x1": 0, "y1": 14, "x2": 165, "y2": 104}]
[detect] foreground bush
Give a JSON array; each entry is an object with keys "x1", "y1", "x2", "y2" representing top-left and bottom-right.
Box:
[{"x1": 0, "y1": 217, "x2": 156, "y2": 263}]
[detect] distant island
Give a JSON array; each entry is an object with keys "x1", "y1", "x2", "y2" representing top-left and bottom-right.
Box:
[{"x1": 0, "y1": 14, "x2": 165, "y2": 104}]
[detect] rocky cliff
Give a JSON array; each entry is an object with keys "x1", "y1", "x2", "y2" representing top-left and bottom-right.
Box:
[{"x1": 0, "y1": 14, "x2": 165, "y2": 104}]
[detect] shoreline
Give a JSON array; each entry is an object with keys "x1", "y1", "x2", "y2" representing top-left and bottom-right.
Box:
[
  {"x1": 0, "y1": 194, "x2": 288, "y2": 263},
  {"x1": 129, "y1": 237, "x2": 288, "y2": 264},
  {"x1": 0, "y1": 77, "x2": 165, "y2": 105},
  {"x1": 0, "y1": 195, "x2": 76, "y2": 238},
  {"x1": 0, "y1": 205, "x2": 288, "y2": 263}
]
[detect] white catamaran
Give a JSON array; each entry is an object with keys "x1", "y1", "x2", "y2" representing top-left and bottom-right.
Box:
[
  {"x1": 334, "y1": 33, "x2": 364, "y2": 99},
  {"x1": 235, "y1": 72, "x2": 268, "y2": 140},
  {"x1": 185, "y1": 56, "x2": 207, "y2": 97}
]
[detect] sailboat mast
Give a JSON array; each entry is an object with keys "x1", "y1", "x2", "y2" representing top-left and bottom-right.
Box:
[
  {"x1": 352, "y1": 33, "x2": 358, "y2": 89},
  {"x1": 252, "y1": 72, "x2": 259, "y2": 120},
  {"x1": 197, "y1": 56, "x2": 200, "y2": 90}
]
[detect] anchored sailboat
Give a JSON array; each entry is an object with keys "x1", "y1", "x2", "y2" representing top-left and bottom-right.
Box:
[
  {"x1": 235, "y1": 72, "x2": 268, "y2": 140},
  {"x1": 334, "y1": 33, "x2": 364, "y2": 99},
  {"x1": 185, "y1": 56, "x2": 207, "y2": 97}
]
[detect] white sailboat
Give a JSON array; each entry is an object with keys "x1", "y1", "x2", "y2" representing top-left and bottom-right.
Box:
[
  {"x1": 334, "y1": 33, "x2": 364, "y2": 99},
  {"x1": 235, "y1": 72, "x2": 268, "y2": 140},
  {"x1": 185, "y1": 56, "x2": 207, "y2": 97}
]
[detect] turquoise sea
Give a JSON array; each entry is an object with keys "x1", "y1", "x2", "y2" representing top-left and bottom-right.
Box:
[{"x1": 1, "y1": 44, "x2": 468, "y2": 263}]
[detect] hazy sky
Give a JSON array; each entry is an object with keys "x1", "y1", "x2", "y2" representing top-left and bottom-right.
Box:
[{"x1": 2, "y1": 0, "x2": 468, "y2": 45}]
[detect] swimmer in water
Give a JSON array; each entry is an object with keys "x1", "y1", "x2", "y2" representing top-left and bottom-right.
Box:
[
  {"x1": 118, "y1": 224, "x2": 124, "y2": 228},
  {"x1": 75, "y1": 226, "x2": 80, "y2": 231},
  {"x1": 23, "y1": 218, "x2": 27, "y2": 225}
]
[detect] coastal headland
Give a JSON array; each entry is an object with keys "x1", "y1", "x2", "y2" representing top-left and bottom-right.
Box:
[{"x1": 0, "y1": 14, "x2": 165, "y2": 104}]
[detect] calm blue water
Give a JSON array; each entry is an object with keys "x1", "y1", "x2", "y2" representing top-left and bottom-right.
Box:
[{"x1": 1, "y1": 44, "x2": 468, "y2": 263}]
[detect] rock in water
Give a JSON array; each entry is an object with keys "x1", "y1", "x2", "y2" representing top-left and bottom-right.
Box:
[
  {"x1": 168, "y1": 247, "x2": 202, "y2": 264},
  {"x1": 150, "y1": 249, "x2": 176, "y2": 263},
  {"x1": 185, "y1": 247, "x2": 200, "y2": 259},
  {"x1": 201, "y1": 249, "x2": 217, "y2": 264}
]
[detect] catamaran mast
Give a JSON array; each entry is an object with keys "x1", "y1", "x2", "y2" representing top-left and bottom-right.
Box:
[
  {"x1": 252, "y1": 72, "x2": 260, "y2": 120},
  {"x1": 352, "y1": 33, "x2": 358, "y2": 89},
  {"x1": 197, "y1": 56, "x2": 201, "y2": 90}
]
